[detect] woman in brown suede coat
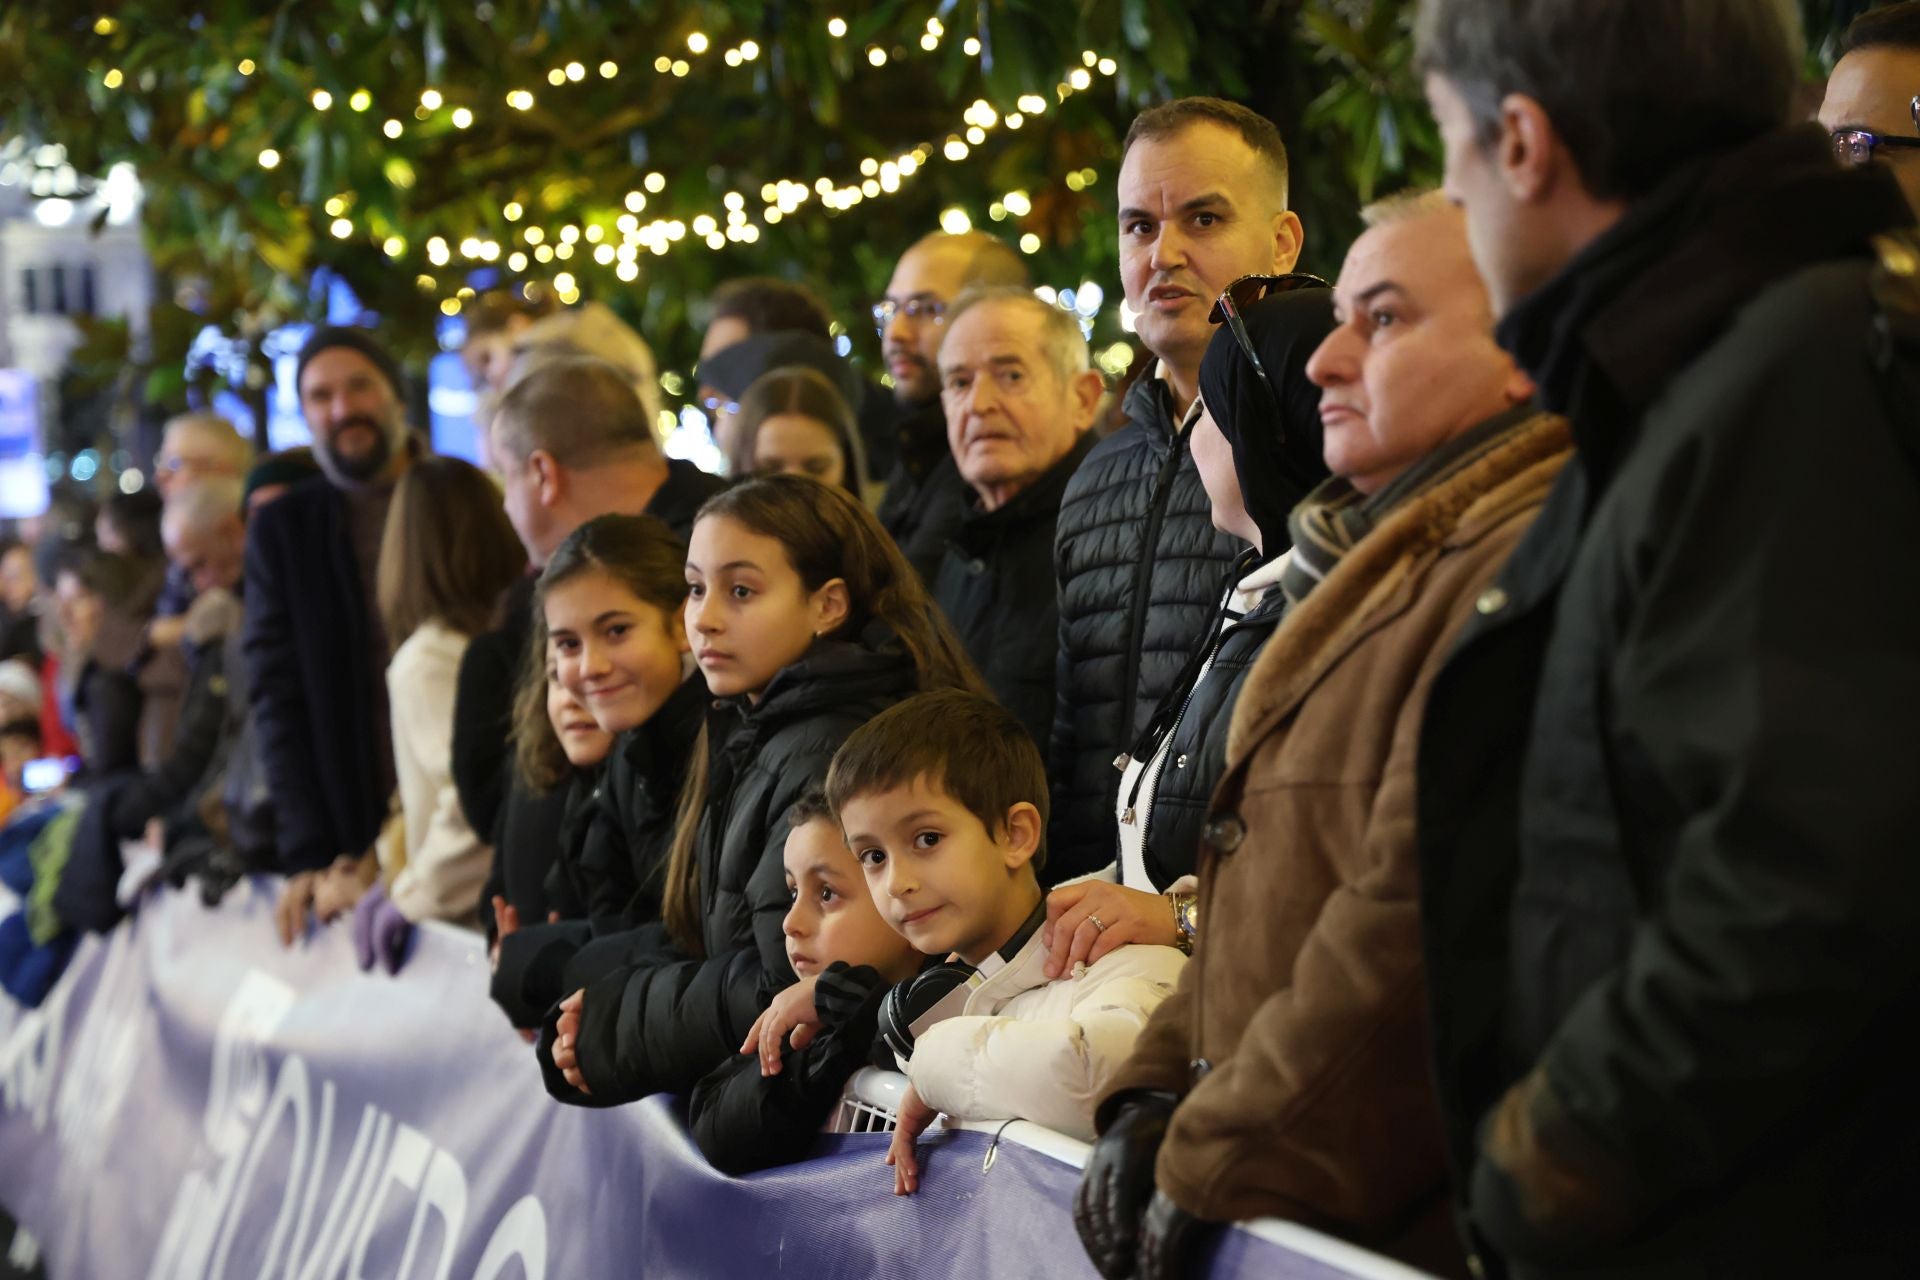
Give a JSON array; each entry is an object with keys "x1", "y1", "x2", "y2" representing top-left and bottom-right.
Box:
[{"x1": 1077, "y1": 194, "x2": 1572, "y2": 1280}]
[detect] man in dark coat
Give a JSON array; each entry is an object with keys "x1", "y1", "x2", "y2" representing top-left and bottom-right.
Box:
[
  {"x1": 1414, "y1": 2, "x2": 1920, "y2": 1275},
  {"x1": 872, "y1": 230, "x2": 1031, "y2": 582},
  {"x1": 244, "y1": 327, "x2": 414, "y2": 921},
  {"x1": 930, "y1": 287, "x2": 1099, "y2": 747},
  {"x1": 461, "y1": 355, "x2": 724, "y2": 944},
  {"x1": 1048, "y1": 98, "x2": 1331, "y2": 880}
]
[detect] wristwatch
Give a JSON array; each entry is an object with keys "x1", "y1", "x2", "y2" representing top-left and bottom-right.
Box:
[{"x1": 1167, "y1": 892, "x2": 1198, "y2": 954}]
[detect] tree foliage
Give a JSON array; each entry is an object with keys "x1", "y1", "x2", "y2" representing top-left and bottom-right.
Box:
[{"x1": 0, "y1": 0, "x2": 1860, "y2": 403}]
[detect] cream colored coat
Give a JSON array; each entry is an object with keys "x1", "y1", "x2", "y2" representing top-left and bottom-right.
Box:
[
  {"x1": 382, "y1": 620, "x2": 489, "y2": 924},
  {"x1": 908, "y1": 924, "x2": 1186, "y2": 1140}
]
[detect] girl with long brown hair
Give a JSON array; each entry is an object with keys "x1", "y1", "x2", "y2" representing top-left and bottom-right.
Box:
[{"x1": 541, "y1": 474, "x2": 984, "y2": 1105}]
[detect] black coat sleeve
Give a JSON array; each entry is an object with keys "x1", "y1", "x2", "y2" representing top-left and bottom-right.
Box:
[
  {"x1": 102, "y1": 647, "x2": 228, "y2": 840},
  {"x1": 688, "y1": 967, "x2": 889, "y2": 1176},
  {"x1": 451, "y1": 627, "x2": 520, "y2": 845},
  {"x1": 76, "y1": 666, "x2": 143, "y2": 778},
  {"x1": 241, "y1": 507, "x2": 331, "y2": 872}
]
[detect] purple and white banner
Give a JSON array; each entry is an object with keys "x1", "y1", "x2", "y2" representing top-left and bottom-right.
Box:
[{"x1": 0, "y1": 881, "x2": 1428, "y2": 1279}]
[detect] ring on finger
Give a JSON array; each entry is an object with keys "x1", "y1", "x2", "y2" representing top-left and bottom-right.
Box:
[{"x1": 1089, "y1": 914, "x2": 1107, "y2": 933}]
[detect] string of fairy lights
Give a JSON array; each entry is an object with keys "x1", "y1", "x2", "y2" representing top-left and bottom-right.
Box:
[{"x1": 90, "y1": 13, "x2": 1121, "y2": 313}]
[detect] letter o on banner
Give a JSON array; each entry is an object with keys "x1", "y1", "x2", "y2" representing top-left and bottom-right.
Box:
[
  {"x1": 206, "y1": 1054, "x2": 312, "y2": 1280},
  {"x1": 470, "y1": 1195, "x2": 548, "y2": 1280}
]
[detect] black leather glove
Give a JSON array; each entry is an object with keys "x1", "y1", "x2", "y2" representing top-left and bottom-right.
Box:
[
  {"x1": 1074, "y1": 1090, "x2": 1179, "y2": 1279},
  {"x1": 1137, "y1": 1190, "x2": 1214, "y2": 1280},
  {"x1": 878, "y1": 960, "x2": 975, "y2": 1062}
]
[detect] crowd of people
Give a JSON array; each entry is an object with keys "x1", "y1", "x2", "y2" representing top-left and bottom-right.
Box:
[{"x1": 4, "y1": 1, "x2": 1920, "y2": 1276}]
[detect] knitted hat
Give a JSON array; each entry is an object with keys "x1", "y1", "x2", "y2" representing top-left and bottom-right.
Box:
[{"x1": 295, "y1": 326, "x2": 407, "y2": 401}]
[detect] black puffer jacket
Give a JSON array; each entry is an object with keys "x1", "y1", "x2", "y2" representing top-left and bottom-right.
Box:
[
  {"x1": 492, "y1": 675, "x2": 706, "y2": 1029},
  {"x1": 933, "y1": 432, "x2": 1095, "y2": 747},
  {"x1": 688, "y1": 960, "x2": 893, "y2": 1175},
  {"x1": 539, "y1": 625, "x2": 920, "y2": 1105},
  {"x1": 1048, "y1": 292, "x2": 1331, "y2": 880},
  {"x1": 1116, "y1": 551, "x2": 1287, "y2": 890}
]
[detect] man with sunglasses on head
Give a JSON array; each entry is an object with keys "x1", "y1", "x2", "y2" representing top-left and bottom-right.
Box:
[
  {"x1": 1822, "y1": 1, "x2": 1920, "y2": 216},
  {"x1": 871, "y1": 230, "x2": 1031, "y2": 580},
  {"x1": 1046, "y1": 98, "x2": 1334, "y2": 882}
]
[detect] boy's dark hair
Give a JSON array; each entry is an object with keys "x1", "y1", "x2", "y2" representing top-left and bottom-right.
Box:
[
  {"x1": 709, "y1": 278, "x2": 834, "y2": 342},
  {"x1": 788, "y1": 789, "x2": 835, "y2": 830},
  {"x1": 1414, "y1": 0, "x2": 1802, "y2": 201},
  {"x1": 1124, "y1": 97, "x2": 1290, "y2": 206},
  {"x1": 824, "y1": 690, "x2": 1048, "y2": 871},
  {"x1": 1842, "y1": 1, "x2": 1920, "y2": 54}
]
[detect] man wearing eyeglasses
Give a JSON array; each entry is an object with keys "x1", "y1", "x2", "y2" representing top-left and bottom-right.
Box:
[
  {"x1": 872, "y1": 230, "x2": 1030, "y2": 580},
  {"x1": 1821, "y1": 2, "x2": 1920, "y2": 216},
  {"x1": 1046, "y1": 98, "x2": 1333, "y2": 882}
]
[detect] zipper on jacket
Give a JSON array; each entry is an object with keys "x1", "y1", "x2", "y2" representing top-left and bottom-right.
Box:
[
  {"x1": 1122, "y1": 618, "x2": 1230, "y2": 869},
  {"x1": 1114, "y1": 433, "x2": 1191, "y2": 806}
]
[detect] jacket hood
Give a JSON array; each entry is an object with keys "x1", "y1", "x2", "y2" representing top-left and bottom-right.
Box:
[{"x1": 1498, "y1": 125, "x2": 1911, "y2": 471}]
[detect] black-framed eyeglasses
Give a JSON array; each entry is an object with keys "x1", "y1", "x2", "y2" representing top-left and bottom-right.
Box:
[
  {"x1": 871, "y1": 296, "x2": 949, "y2": 334},
  {"x1": 1831, "y1": 96, "x2": 1920, "y2": 168},
  {"x1": 1206, "y1": 272, "x2": 1330, "y2": 441}
]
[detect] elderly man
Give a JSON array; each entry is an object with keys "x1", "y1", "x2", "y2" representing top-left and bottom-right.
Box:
[
  {"x1": 1416, "y1": 0, "x2": 1920, "y2": 1274},
  {"x1": 245, "y1": 327, "x2": 417, "y2": 934},
  {"x1": 872, "y1": 230, "x2": 1031, "y2": 579},
  {"x1": 1077, "y1": 193, "x2": 1564, "y2": 1280},
  {"x1": 154, "y1": 412, "x2": 252, "y2": 499},
  {"x1": 1048, "y1": 98, "x2": 1333, "y2": 881},
  {"x1": 931, "y1": 288, "x2": 1099, "y2": 745},
  {"x1": 1822, "y1": 2, "x2": 1920, "y2": 217}
]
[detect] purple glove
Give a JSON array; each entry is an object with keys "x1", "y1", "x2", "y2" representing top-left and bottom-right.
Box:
[{"x1": 351, "y1": 881, "x2": 414, "y2": 975}]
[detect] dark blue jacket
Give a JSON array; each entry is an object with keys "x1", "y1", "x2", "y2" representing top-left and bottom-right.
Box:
[{"x1": 241, "y1": 476, "x2": 386, "y2": 873}]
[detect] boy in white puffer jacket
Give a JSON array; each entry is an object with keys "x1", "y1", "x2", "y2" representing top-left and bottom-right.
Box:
[{"x1": 825, "y1": 690, "x2": 1187, "y2": 1191}]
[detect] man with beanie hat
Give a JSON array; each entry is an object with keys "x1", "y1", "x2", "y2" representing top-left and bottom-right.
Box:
[{"x1": 244, "y1": 326, "x2": 420, "y2": 941}]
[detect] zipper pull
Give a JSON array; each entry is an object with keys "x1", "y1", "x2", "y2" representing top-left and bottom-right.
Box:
[
  {"x1": 1119, "y1": 807, "x2": 1136, "y2": 825},
  {"x1": 1112, "y1": 753, "x2": 1132, "y2": 773}
]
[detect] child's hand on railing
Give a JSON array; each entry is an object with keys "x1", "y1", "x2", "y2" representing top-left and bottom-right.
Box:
[
  {"x1": 886, "y1": 1083, "x2": 938, "y2": 1195},
  {"x1": 742, "y1": 975, "x2": 823, "y2": 1077},
  {"x1": 553, "y1": 989, "x2": 591, "y2": 1094}
]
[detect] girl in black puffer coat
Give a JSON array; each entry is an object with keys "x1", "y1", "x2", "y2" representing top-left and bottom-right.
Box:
[
  {"x1": 540, "y1": 476, "x2": 985, "y2": 1106},
  {"x1": 490, "y1": 515, "x2": 702, "y2": 1030}
]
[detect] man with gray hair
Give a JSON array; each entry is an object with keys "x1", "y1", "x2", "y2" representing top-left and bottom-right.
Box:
[
  {"x1": 930, "y1": 287, "x2": 1099, "y2": 745},
  {"x1": 1415, "y1": 1, "x2": 1920, "y2": 1274},
  {"x1": 873, "y1": 229, "x2": 1032, "y2": 580}
]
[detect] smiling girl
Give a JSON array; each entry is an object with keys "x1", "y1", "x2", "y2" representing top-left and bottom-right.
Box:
[
  {"x1": 490, "y1": 515, "x2": 706, "y2": 1032},
  {"x1": 541, "y1": 475, "x2": 984, "y2": 1106}
]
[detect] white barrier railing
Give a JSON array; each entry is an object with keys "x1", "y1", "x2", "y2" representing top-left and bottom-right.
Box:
[{"x1": 831, "y1": 1067, "x2": 1442, "y2": 1280}]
